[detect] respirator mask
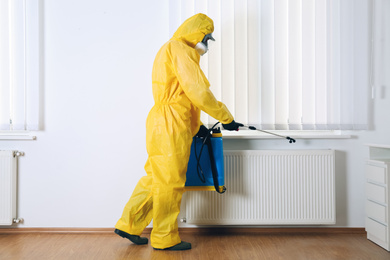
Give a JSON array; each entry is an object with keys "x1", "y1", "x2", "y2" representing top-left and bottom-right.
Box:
[{"x1": 195, "y1": 33, "x2": 215, "y2": 56}]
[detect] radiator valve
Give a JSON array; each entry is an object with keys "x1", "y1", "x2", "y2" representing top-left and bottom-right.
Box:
[
  {"x1": 13, "y1": 218, "x2": 24, "y2": 224},
  {"x1": 13, "y1": 151, "x2": 25, "y2": 157}
]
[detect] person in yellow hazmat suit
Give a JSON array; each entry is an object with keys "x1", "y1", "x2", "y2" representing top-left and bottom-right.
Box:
[{"x1": 114, "y1": 13, "x2": 243, "y2": 251}]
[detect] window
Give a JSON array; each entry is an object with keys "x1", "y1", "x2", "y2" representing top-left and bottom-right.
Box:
[
  {"x1": 0, "y1": 0, "x2": 40, "y2": 131},
  {"x1": 169, "y1": 0, "x2": 370, "y2": 130}
]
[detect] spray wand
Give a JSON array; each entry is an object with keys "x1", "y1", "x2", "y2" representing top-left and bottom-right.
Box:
[
  {"x1": 211, "y1": 121, "x2": 297, "y2": 143},
  {"x1": 243, "y1": 125, "x2": 296, "y2": 144}
]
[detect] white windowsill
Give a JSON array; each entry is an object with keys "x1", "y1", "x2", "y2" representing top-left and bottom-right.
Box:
[
  {"x1": 0, "y1": 132, "x2": 37, "y2": 140},
  {"x1": 221, "y1": 130, "x2": 351, "y2": 139},
  {"x1": 0, "y1": 130, "x2": 351, "y2": 141}
]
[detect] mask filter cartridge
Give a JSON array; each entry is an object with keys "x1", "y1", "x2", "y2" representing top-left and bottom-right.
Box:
[{"x1": 195, "y1": 42, "x2": 208, "y2": 56}]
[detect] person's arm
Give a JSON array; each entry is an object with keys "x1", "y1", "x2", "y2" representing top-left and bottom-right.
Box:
[{"x1": 169, "y1": 41, "x2": 234, "y2": 125}]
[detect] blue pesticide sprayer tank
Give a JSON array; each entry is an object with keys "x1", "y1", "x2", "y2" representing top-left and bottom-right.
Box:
[{"x1": 185, "y1": 128, "x2": 226, "y2": 194}]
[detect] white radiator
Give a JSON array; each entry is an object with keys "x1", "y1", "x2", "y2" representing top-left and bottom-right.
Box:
[
  {"x1": 182, "y1": 150, "x2": 335, "y2": 225},
  {"x1": 0, "y1": 151, "x2": 18, "y2": 225}
]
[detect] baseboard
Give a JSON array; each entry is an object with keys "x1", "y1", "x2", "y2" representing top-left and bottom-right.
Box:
[
  {"x1": 0, "y1": 228, "x2": 118, "y2": 234},
  {"x1": 178, "y1": 227, "x2": 367, "y2": 235},
  {"x1": 0, "y1": 227, "x2": 366, "y2": 235}
]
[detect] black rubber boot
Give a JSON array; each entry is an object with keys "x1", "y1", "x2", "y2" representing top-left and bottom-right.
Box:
[
  {"x1": 114, "y1": 229, "x2": 148, "y2": 245},
  {"x1": 153, "y1": 241, "x2": 192, "y2": 251}
]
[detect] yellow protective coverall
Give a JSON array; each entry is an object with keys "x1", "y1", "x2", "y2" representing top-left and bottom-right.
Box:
[{"x1": 115, "y1": 13, "x2": 234, "y2": 249}]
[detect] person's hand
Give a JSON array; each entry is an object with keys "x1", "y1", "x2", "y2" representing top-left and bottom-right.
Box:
[
  {"x1": 195, "y1": 125, "x2": 210, "y2": 138},
  {"x1": 222, "y1": 120, "x2": 244, "y2": 131}
]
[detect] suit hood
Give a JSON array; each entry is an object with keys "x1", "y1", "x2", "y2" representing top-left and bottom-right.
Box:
[{"x1": 172, "y1": 13, "x2": 214, "y2": 48}]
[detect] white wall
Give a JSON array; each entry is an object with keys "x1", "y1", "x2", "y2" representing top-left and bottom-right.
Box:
[
  {"x1": 1, "y1": 0, "x2": 168, "y2": 227},
  {"x1": 1, "y1": 0, "x2": 389, "y2": 228}
]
